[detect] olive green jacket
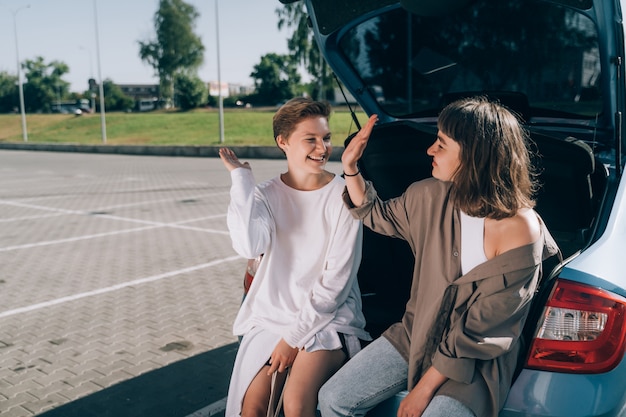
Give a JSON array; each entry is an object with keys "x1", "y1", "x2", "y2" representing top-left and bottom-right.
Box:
[{"x1": 344, "y1": 178, "x2": 560, "y2": 417}]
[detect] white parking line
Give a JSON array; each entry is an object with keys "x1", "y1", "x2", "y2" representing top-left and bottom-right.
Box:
[
  {"x1": 0, "y1": 225, "x2": 159, "y2": 252},
  {"x1": 0, "y1": 191, "x2": 228, "y2": 214},
  {"x1": 0, "y1": 199, "x2": 81, "y2": 215},
  {"x1": 0, "y1": 255, "x2": 242, "y2": 319},
  {"x1": 0, "y1": 196, "x2": 230, "y2": 252},
  {"x1": 95, "y1": 213, "x2": 230, "y2": 234},
  {"x1": 0, "y1": 212, "x2": 67, "y2": 223},
  {"x1": 0, "y1": 208, "x2": 225, "y2": 226},
  {"x1": 0, "y1": 220, "x2": 230, "y2": 252}
]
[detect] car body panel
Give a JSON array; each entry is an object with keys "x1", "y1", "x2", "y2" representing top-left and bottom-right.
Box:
[
  {"x1": 502, "y1": 362, "x2": 626, "y2": 416},
  {"x1": 565, "y1": 171, "x2": 626, "y2": 293}
]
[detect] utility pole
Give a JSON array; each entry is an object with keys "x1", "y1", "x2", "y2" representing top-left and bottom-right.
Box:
[
  {"x1": 215, "y1": 0, "x2": 224, "y2": 143},
  {"x1": 93, "y1": 0, "x2": 107, "y2": 143},
  {"x1": 11, "y1": 5, "x2": 30, "y2": 142}
]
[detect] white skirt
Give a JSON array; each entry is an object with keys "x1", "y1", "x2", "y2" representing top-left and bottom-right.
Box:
[{"x1": 225, "y1": 327, "x2": 363, "y2": 417}]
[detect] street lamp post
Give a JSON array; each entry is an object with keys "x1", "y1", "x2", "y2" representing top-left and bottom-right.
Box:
[
  {"x1": 215, "y1": 0, "x2": 224, "y2": 143},
  {"x1": 11, "y1": 5, "x2": 30, "y2": 142},
  {"x1": 93, "y1": 0, "x2": 107, "y2": 143}
]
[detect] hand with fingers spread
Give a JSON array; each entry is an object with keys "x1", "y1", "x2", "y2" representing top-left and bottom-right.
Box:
[
  {"x1": 267, "y1": 338, "x2": 299, "y2": 375},
  {"x1": 341, "y1": 114, "x2": 378, "y2": 173},
  {"x1": 219, "y1": 147, "x2": 251, "y2": 172},
  {"x1": 341, "y1": 114, "x2": 378, "y2": 207}
]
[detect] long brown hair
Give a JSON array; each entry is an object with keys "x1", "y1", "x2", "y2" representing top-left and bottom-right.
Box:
[{"x1": 438, "y1": 96, "x2": 537, "y2": 219}]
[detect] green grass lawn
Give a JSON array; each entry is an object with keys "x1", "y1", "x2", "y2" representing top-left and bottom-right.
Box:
[{"x1": 0, "y1": 107, "x2": 367, "y2": 147}]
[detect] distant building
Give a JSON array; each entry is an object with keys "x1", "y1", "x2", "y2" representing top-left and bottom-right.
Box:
[
  {"x1": 208, "y1": 81, "x2": 255, "y2": 97},
  {"x1": 117, "y1": 84, "x2": 160, "y2": 101},
  {"x1": 228, "y1": 83, "x2": 255, "y2": 96},
  {"x1": 95, "y1": 80, "x2": 255, "y2": 110},
  {"x1": 117, "y1": 84, "x2": 161, "y2": 111},
  {"x1": 209, "y1": 81, "x2": 229, "y2": 97}
]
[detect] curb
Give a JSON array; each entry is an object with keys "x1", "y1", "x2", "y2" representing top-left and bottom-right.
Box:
[{"x1": 0, "y1": 142, "x2": 345, "y2": 161}]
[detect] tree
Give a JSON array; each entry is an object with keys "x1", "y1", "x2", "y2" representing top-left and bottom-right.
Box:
[
  {"x1": 0, "y1": 71, "x2": 18, "y2": 113},
  {"x1": 21, "y1": 57, "x2": 70, "y2": 113},
  {"x1": 174, "y1": 72, "x2": 207, "y2": 110},
  {"x1": 276, "y1": 3, "x2": 333, "y2": 100},
  {"x1": 100, "y1": 80, "x2": 134, "y2": 112},
  {"x1": 139, "y1": 0, "x2": 204, "y2": 104},
  {"x1": 249, "y1": 53, "x2": 301, "y2": 105}
]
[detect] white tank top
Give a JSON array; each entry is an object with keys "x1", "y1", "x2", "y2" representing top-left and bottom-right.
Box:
[{"x1": 460, "y1": 210, "x2": 488, "y2": 275}]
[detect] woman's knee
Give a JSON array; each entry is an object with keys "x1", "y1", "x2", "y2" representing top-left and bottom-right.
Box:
[{"x1": 282, "y1": 395, "x2": 307, "y2": 417}]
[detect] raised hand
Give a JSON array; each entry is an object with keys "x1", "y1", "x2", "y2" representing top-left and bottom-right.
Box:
[
  {"x1": 341, "y1": 114, "x2": 378, "y2": 172},
  {"x1": 341, "y1": 115, "x2": 377, "y2": 207},
  {"x1": 219, "y1": 147, "x2": 251, "y2": 172}
]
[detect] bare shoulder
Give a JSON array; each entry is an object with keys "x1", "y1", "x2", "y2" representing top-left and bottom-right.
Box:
[{"x1": 485, "y1": 208, "x2": 541, "y2": 257}]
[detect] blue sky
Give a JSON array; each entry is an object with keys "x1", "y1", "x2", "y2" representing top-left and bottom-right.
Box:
[{"x1": 0, "y1": 0, "x2": 294, "y2": 92}]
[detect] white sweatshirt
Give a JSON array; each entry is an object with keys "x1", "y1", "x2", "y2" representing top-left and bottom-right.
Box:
[{"x1": 226, "y1": 167, "x2": 370, "y2": 347}]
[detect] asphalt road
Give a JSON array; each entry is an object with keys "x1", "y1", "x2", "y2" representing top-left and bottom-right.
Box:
[{"x1": 0, "y1": 149, "x2": 341, "y2": 417}]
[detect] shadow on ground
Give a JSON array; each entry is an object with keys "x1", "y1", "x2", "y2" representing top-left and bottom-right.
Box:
[{"x1": 38, "y1": 343, "x2": 239, "y2": 417}]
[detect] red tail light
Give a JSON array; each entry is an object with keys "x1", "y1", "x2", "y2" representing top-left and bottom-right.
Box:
[{"x1": 527, "y1": 279, "x2": 626, "y2": 373}]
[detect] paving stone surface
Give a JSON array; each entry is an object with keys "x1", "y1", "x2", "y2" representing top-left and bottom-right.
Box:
[{"x1": 0, "y1": 150, "x2": 342, "y2": 417}]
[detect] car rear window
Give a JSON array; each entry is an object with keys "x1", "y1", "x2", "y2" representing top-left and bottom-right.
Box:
[{"x1": 338, "y1": 0, "x2": 602, "y2": 121}]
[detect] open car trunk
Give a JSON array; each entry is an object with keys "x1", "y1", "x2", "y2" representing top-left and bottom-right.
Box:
[{"x1": 303, "y1": 0, "x2": 618, "y2": 340}]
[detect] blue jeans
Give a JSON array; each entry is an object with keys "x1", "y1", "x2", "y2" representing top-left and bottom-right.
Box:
[{"x1": 318, "y1": 337, "x2": 475, "y2": 417}]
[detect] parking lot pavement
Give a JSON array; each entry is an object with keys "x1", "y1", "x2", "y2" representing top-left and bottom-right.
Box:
[{"x1": 0, "y1": 150, "x2": 342, "y2": 416}]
